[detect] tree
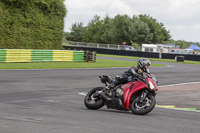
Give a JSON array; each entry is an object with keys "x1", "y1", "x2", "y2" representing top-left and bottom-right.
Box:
[
  {"x1": 109, "y1": 15, "x2": 135, "y2": 45},
  {"x1": 131, "y1": 18, "x2": 153, "y2": 44},
  {"x1": 67, "y1": 22, "x2": 85, "y2": 41},
  {"x1": 99, "y1": 15, "x2": 113, "y2": 44},
  {"x1": 82, "y1": 15, "x2": 105, "y2": 43},
  {"x1": 138, "y1": 14, "x2": 171, "y2": 43},
  {"x1": 68, "y1": 14, "x2": 171, "y2": 45}
]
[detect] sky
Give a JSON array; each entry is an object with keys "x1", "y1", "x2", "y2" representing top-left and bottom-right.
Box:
[{"x1": 64, "y1": 0, "x2": 200, "y2": 42}]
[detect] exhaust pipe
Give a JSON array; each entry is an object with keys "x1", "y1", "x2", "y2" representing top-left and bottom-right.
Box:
[{"x1": 100, "y1": 92, "x2": 111, "y2": 101}]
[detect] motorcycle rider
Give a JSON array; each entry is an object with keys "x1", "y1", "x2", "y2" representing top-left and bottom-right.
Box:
[{"x1": 109, "y1": 58, "x2": 151, "y2": 89}]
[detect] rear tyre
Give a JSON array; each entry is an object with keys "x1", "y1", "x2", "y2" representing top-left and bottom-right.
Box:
[
  {"x1": 84, "y1": 87, "x2": 104, "y2": 110},
  {"x1": 130, "y1": 93, "x2": 156, "y2": 115}
]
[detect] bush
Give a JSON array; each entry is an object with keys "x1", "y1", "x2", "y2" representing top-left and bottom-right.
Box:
[{"x1": 0, "y1": 0, "x2": 66, "y2": 49}]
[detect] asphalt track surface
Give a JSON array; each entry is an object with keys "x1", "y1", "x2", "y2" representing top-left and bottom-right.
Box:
[{"x1": 0, "y1": 57, "x2": 200, "y2": 133}]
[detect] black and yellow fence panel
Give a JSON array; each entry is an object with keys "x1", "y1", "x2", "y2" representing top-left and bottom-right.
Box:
[{"x1": 0, "y1": 49, "x2": 85, "y2": 63}]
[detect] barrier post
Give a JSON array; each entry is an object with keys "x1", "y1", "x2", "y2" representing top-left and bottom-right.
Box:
[
  {"x1": 92, "y1": 51, "x2": 96, "y2": 62},
  {"x1": 84, "y1": 50, "x2": 89, "y2": 62}
]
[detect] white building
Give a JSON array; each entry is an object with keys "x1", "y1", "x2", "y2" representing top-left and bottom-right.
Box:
[
  {"x1": 142, "y1": 44, "x2": 176, "y2": 53},
  {"x1": 142, "y1": 44, "x2": 158, "y2": 52}
]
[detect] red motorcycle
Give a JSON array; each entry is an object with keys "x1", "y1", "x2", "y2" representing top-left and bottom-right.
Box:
[{"x1": 84, "y1": 73, "x2": 158, "y2": 115}]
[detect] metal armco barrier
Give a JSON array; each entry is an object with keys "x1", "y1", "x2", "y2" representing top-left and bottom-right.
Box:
[
  {"x1": 63, "y1": 46, "x2": 200, "y2": 61},
  {"x1": 0, "y1": 49, "x2": 84, "y2": 63},
  {"x1": 64, "y1": 46, "x2": 159, "y2": 58}
]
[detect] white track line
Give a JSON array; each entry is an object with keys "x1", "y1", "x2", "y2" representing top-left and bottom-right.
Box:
[
  {"x1": 159, "y1": 81, "x2": 200, "y2": 88},
  {"x1": 78, "y1": 92, "x2": 87, "y2": 96}
]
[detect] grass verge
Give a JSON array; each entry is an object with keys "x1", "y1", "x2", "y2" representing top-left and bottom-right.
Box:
[{"x1": 0, "y1": 58, "x2": 165, "y2": 69}]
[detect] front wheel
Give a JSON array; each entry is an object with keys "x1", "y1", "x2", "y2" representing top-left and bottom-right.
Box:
[
  {"x1": 84, "y1": 87, "x2": 104, "y2": 110},
  {"x1": 130, "y1": 93, "x2": 156, "y2": 115}
]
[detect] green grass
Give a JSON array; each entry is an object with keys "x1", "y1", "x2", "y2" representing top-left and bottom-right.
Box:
[
  {"x1": 97, "y1": 54, "x2": 200, "y2": 65},
  {"x1": 0, "y1": 58, "x2": 165, "y2": 69}
]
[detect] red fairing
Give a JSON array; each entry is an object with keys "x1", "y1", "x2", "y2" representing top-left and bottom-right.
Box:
[
  {"x1": 147, "y1": 78, "x2": 158, "y2": 91},
  {"x1": 121, "y1": 81, "x2": 148, "y2": 109}
]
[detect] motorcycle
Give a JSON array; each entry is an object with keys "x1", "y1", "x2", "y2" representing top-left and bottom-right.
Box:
[{"x1": 84, "y1": 73, "x2": 158, "y2": 115}]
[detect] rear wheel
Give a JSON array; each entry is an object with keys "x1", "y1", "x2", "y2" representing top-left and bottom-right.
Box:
[
  {"x1": 84, "y1": 87, "x2": 104, "y2": 110},
  {"x1": 130, "y1": 93, "x2": 156, "y2": 115}
]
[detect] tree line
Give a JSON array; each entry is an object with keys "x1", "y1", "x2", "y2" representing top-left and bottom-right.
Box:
[{"x1": 65, "y1": 14, "x2": 171, "y2": 45}]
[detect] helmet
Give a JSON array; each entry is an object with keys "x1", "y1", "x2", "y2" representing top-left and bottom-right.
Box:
[{"x1": 137, "y1": 58, "x2": 151, "y2": 73}]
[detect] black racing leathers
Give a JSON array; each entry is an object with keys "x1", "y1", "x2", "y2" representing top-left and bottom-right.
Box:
[{"x1": 112, "y1": 66, "x2": 143, "y2": 86}]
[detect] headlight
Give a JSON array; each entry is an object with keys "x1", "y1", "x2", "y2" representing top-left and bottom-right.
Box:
[{"x1": 149, "y1": 80, "x2": 155, "y2": 90}]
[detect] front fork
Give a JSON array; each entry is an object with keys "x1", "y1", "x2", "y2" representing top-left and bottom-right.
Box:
[
  {"x1": 140, "y1": 90, "x2": 148, "y2": 103},
  {"x1": 139, "y1": 90, "x2": 156, "y2": 103}
]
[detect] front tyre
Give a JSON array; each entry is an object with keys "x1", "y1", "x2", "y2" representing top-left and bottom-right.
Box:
[
  {"x1": 84, "y1": 87, "x2": 104, "y2": 110},
  {"x1": 130, "y1": 93, "x2": 156, "y2": 115}
]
